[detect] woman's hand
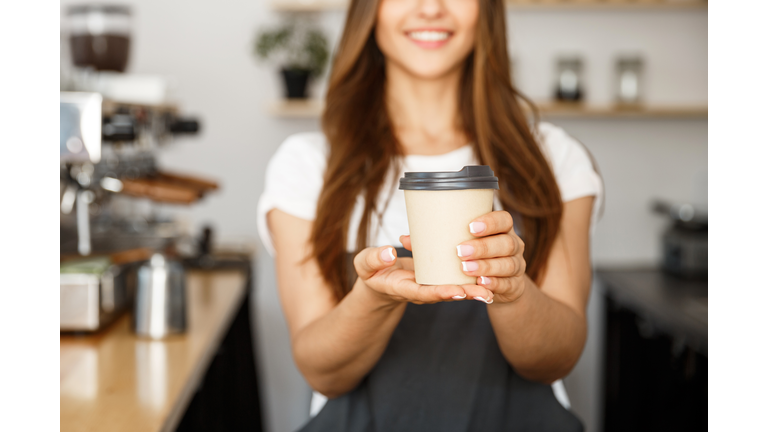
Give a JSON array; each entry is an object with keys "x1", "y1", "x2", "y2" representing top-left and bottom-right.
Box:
[
  {"x1": 401, "y1": 211, "x2": 525, "y2": 304},
  {"x1": 354, "y1": 246, "x2": 494, "y2": 306},
  {"x1": 459, "y1": 211, "x2": 527, "y2": 303}
]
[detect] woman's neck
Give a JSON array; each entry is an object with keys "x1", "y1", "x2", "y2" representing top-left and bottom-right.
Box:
[{"x1": 385, "y1": 62, "x2": 467, "y2": 156}]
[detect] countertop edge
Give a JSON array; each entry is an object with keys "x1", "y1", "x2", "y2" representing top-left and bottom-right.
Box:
[
  {"x1": 159, "y1": 269, "x2": 249, "y2": 432},
  {"x1": 596, "y1": 269, "x2": 708, "y2": 354}
]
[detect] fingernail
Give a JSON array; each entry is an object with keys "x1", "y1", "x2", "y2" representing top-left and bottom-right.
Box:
[
  {"x1": 456, "y1": 245, "x2": 474, "y2": 257},
  {"x1": 478, "y1": 276, "x2": 491, "y2": 285},
  {"x1": 381, "y1": 247, "x2": 396, "y2": 263},
  {"x1": 461, "y1": 261, "x2": 479, "y2": 272},
  {"x1": 469, "y1": 222, "x2": 486, "y2": 234},
  {"x1": 474, "y1": 296, "x2": 492, "y2": 304},
  {"x1": 452, "y1": 294, "x2": 467, "y2": 300}
]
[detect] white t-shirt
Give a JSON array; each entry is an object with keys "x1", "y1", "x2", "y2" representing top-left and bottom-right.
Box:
[
  {"x1": 257, "y1": 122, "x2": 603, "y2": 256},
  {"x1": 256, "y1": 122, "x2": 603, "y2": 415}
]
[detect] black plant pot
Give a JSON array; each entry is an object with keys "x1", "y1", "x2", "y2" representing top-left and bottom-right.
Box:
[{"x1": 281, "y1": 68, "x2": 311, "y2": 99}]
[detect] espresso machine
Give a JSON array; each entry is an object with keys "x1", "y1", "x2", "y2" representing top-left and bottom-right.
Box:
[
  {"x1": 60, "y1": 5, "x2": 215, "y2": 332},
  {"x1": 60, "y1": 91, "x2": 213, "y2": 332}
]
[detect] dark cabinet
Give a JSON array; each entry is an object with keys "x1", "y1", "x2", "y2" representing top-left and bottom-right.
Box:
[{"x1": 598, "y1": 269, "x2": 707, "y2": 432}]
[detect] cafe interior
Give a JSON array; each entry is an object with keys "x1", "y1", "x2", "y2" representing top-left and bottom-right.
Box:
[{"x1": 58, "y1": 0, "x2": 708, "y2": 431}]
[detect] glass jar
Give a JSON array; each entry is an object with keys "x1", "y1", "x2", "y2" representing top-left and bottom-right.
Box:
[
  {"x1": 67, "y1": 5, "x2": 132, "y2": 72},
  {"x1": 554, "y1": 56, "x2": 584, "y2": 102},
  {"x1": 616, "y1": 56, "x2": 644, "y2": 106}
]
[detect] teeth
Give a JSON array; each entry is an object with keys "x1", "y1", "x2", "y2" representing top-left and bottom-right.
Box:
[{"x1": 408, "y1": 31, "x2": 449, "y2": 42}]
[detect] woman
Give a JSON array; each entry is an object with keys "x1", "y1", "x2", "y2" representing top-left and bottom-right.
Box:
[{"x1": 257, "y1": 0, "x2": 603, "y2": 429}]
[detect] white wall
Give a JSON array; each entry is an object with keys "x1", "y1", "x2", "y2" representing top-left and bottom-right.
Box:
[{"x1": 61, "y1": 2, "x2": 706, "y2": 431}]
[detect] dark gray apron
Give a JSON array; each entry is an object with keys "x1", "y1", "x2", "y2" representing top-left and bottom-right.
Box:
[{"x1": 298, "y1": 248, "x2": 583, "y2": 432}]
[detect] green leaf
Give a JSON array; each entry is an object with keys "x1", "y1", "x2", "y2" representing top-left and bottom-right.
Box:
[{"x1": 252, "y1": 20, "x2": 329, "y2": 78}]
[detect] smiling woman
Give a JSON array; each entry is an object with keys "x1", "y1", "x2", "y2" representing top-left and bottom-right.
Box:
[{"x1": 256, "y1": 0, "x2": 603, "y2": 429}]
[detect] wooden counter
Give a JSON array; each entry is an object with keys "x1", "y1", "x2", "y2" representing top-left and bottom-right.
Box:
[{"x1": 61, "y1": 269, "x2": 247, "y2": 432}]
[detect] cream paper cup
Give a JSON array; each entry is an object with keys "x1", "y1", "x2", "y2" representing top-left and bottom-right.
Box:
[{"x1": 399, "y1": 165, "x2": 499, "y2": 285}]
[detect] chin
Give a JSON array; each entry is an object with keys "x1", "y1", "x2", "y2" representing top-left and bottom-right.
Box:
[{"x1": 399, "y1": 59, "x2": 466, "y2": 80}]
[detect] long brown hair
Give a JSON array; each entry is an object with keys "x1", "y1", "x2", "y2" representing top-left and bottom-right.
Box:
[{"x1": 311, "y1": 0, "x2": 563, "y2": 300}]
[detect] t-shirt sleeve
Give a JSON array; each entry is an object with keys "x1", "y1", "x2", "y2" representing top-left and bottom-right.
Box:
[
  {"x1": 256, "y1": 133, "x2": 328, "y2": 256},
  {"x1": 538, "y1": 122, "x2": 604, "y2": 229}
]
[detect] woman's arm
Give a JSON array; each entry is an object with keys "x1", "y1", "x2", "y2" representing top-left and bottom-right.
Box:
[
  {"x1": 268, "y1": 209, "x2": 487, "y2": 397},
  {"x1": 270, "y1": 209, "x2": 405, "y2": 398},
  {"x1": 485, "y1": 197, "x2": 593, "y2": 383}
]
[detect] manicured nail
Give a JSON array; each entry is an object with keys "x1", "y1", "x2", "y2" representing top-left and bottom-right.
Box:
[
  {"x1": 461, "y1": 261, "x2": 479, "y2": 272},
  {"x1": 474, "y1": 296, "x2": 492, "y2": 304},
  {"x1": 469, "y1": 222, "x2": 486, "y2": 234},
  {"x1": 452, "y1": 294, "x2": 467, "y2": 300},
  {"x1": 457, "y1": 245, "x2": 474, "y2": 257},
  {"x1": 478, "y1": 276, "x2": 491, "y2": 285},
  {"x1": 381, "y1": 247, "x2": 396, "y2": 263}
]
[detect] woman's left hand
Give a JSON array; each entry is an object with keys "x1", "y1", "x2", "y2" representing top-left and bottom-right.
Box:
[
  {"x1": 401, "y1": 210, "x2": 527, "y2": 304},
  {"x1": 456, "y1": 211, "x2": 527, "y2": 303}
]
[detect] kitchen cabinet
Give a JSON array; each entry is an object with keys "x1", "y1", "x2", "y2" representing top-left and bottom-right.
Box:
[{"x1": 598, "y1": 269, "x2": 707, "y2": 432}]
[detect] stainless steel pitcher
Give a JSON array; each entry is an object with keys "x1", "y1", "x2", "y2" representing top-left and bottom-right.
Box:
[{"x1": 133, "y1": 253, "x2": 187, "y2": 339}]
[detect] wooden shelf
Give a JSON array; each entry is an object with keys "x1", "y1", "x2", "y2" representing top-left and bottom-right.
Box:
[
  {"x1": 267, "y1": 99, "x2": 326, "y2": 118},
  {"x1": 270, "y1": 0, "x2": 706, "y2": 12},
  {"x1": 507, "y1": 0, "x2": 707, "y2": 10},
  {"x1": 534, "y1": 101, "x2": 708, "y2": 118},
  {"x1": 270, "y1": 0, "x2": 345, "y2": 12},
  {"x1": 267, "y1": 99, "x2": 707, "y2": 119}
]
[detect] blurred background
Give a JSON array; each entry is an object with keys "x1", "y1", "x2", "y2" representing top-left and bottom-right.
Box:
[{"x1": 59, "y1": 1, "x2": 707, "y2": 431}]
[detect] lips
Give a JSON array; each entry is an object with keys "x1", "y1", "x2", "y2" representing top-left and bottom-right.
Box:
[{"x1": 405, "y1": 29, "x2": 452, "y2": 49}]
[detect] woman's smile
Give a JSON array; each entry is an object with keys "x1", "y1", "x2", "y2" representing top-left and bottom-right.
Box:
[
  {"x1": 405, "y1": 28, "x2": 453, "y2": 49},
  {"x1": 376, "y1": 0, "x2": 476, "y2": 78}
]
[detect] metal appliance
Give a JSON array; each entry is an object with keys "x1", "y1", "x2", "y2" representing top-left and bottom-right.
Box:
[
  {"x1": 60, "y1": 257, "x2": 135, "y2": 331},
  {"x1": 652, "y1": 200, "x2": 708, "y2": 279},
  {"x1": 132, "y1": 253, "x2": 187, "y2": 339},
  {"x1": 60, "y1": 90, "x2": 212, "y2": 332}
]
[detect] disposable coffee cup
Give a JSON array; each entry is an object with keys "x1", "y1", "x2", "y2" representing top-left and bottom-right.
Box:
[{"x1": 399, "y1": 165, "x2": 499, "y2": 285}]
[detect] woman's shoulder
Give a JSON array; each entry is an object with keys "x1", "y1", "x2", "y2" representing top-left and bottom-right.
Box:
[
  {"x1": 265, "y1": 132, "x2": 329, "y2": 187},
  {"x1": 535, "y1": 122, "x2": 587, "y2": 167},
  {"x1": 271, "y1": 132, "x2": 329, "y2": 166},
  {"x1": 264, "y1": 131, "x2": 329, "y2": 197},
  {"x1": 535, "y1": 122, "x2": 602, "y2": 204},
  {"x1": 258, "y1": 132, "x2": 329, "y2": 255}
]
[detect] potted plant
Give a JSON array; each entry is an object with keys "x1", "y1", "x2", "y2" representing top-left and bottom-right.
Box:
[{"x1": 254, "y1": 21, "x2": 329, "y2": 99}]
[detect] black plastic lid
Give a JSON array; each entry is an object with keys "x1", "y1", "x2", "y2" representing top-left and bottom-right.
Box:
[{"x1": 399, "y1": 165, "x2": 499, "y2": 191}]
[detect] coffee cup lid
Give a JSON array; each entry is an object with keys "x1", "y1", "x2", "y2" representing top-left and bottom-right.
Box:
[{"x1": 399, "y1": 165, "x2": 499, "y2": 191}]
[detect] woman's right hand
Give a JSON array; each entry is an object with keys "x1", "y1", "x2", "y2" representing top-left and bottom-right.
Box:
[{"x1": 353, "y1": 246, "x2": 494, "y2": 305}]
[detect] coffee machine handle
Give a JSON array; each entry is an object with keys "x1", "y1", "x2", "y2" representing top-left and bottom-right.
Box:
[
  {"x1": 76, "y1": 190, "x2": 94, "y2": 256},
  {"x1": 168, "y1": 117, "x2": 200, "y2": 135},
  {"x1": 61, "y1": 183, "x2": 78, "y2": 214}
]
